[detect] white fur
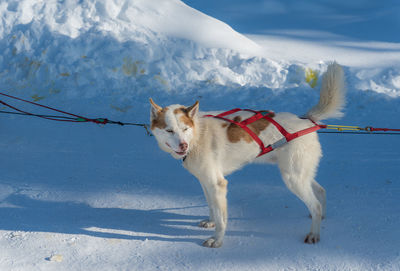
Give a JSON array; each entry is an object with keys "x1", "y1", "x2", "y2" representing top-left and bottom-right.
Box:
[
  {"x1": 306, "y1": 62, "x2": 346, "y2": 121},
  {"x1": 150, "y1": 63, "x2": 345, "y2": 248}
]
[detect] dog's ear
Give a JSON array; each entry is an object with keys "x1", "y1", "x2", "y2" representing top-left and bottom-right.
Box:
[
  {"x1": 186, "y1": 101, "x2": 199, "y2": 118},
  {"x1": 149, "y1": 98, "x2": 162, "y2": 119}
]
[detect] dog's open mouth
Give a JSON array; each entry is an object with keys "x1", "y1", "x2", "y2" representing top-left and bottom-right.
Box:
[
  {"x1": 165, "y1": 143, "x2": 187, "y2": 156},
  {"x1": 175, "y1": 151, "x2": 186, "y2": 156}
]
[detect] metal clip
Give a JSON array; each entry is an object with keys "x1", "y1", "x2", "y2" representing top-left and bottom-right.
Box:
[{"x1": 271, "y1": 137, "x2": 288, "y2": 149}]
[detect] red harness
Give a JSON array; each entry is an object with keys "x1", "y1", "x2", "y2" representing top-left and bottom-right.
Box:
[{"x1": 204, "y1": 108, "x2": 323, "y2": 157}]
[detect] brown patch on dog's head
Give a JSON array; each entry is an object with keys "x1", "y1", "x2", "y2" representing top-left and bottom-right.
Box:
[
  {"x1": 149, "y1": 98, "x2": 171, "y2": 130},
  {"x1": 226, "y1": 112, "x2": 275, "y2": 143},
  {"x1": 173, "y1": 107, "x2": 194, "y2": 128},
  {"x1": 180, "y1": 114, "x2": 194, "y2": 127},
  {"x1": 173, "y1": 101, "x2": 199, "y2": 128},
  {"x1": 151, "y1": 107, "x2": 169, "y2": 130}
]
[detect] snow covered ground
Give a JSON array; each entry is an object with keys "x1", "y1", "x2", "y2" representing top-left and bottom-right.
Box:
[{"x1": 0, "y1": 0, "x2": 399, "y2": 270}]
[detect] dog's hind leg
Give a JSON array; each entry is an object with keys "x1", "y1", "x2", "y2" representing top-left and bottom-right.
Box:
[
  {"x1": 281, "y1": 172, "x2": 323, "y2": 243},
  {"x1": 277, "y1": 142, "x2": 323, "y2": 244},
  {"x1": 312, "y1": 180, "x2": 326, "y2": 219},
  {"x1": 201, "y1": 177, "x2": 228, "y2": 248}
]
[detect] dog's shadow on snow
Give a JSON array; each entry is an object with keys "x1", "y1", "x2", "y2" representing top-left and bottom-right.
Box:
[{"x1": 0, "y1": 194, "x2": 214, "y2": 245}]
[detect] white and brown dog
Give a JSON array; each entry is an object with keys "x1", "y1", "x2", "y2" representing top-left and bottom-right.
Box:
[{"x1": 149, "y1": 62, "x2": 345, "y2": 248}]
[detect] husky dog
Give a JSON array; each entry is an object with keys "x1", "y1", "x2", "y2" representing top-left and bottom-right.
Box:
[{"x1": 149, "y1": 62, "x2": 345, "y2": 248}]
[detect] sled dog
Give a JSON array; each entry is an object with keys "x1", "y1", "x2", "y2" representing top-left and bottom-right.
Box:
[{"x1": 149, "y1": 62, "x2": 345, "y2": 248}]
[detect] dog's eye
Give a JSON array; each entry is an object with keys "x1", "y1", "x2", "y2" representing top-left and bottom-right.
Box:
[
  {"x1": 166, "y1": 129, "x2": 174, "y2": 134},
  {"x1": 183, "y1": 127, "x2": 189, "y2": 132}
]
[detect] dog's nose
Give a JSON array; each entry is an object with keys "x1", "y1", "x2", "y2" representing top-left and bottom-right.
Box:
[{"x1": 179, "y1": 142, "x2": 188, "y2": 152}]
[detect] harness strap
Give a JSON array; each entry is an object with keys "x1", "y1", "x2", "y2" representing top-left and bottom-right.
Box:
[
  {"x1": 204, "y1": 108, "x2": 322, "y2": 157},
  {"x1": 213, "y1": 108, "x2": 243, "y2": 118},
  {"x1": 263, "y1": 114, "x2": 323, "y2": 142}
]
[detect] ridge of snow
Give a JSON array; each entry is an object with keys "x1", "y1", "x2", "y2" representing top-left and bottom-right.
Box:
[
  {"x1": 0, "y1": 0, "x2": 261, "y2": 54},
  {"x1": 1, "y1": 0, "x2": 399, "y2": 102}
]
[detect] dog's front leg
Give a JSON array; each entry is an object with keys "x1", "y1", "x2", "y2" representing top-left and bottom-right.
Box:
[
  {"x1": 200, "y1": 177, "x2": 228, "y2": 248},
  {"x1": 198, "y1": 182, "x2": 216, "y2": 228}
]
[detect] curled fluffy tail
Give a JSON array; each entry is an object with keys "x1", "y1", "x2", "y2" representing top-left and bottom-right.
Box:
[{"x1": 305, "y1": 62, "x2": 346, "y2": 121}]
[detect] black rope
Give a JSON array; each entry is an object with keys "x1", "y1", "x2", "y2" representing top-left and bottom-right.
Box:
[
  {"x1": 2, "y1": 110, "x2": 399, "y2": 137},
  {"x1": 0, "y1": 110, "x2": 77, "y2": 120},
  {"x1": 107, "y1": 120, "x2": 152, "y2": 135},
  {"x1": 0, "y1": 110, "x2": 152, "y2": 136}
]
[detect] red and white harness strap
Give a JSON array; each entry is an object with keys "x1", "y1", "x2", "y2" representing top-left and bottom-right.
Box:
[{"x1": 204, "y1": 108, "x2": 323, "y2": 157}]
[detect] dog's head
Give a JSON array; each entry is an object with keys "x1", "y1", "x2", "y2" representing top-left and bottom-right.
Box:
[{"x1": 149, "y1": 98, "x2": 199, "y2": 159}]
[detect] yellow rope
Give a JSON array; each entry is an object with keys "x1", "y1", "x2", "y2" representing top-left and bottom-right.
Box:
[{"x1": 325, "y1": 125, "x2": 364, "y2": 131}]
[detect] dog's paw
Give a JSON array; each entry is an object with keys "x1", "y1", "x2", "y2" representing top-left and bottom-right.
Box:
[
  {"x1": 304, "y1": 232, "x2": 320, "y2": 244},
  {"x1": 199, "y1": 219, "x2": 215, "y2": 228},
  {"x1": 202, "y1": 237, "x2": 223, "y2": 248}
]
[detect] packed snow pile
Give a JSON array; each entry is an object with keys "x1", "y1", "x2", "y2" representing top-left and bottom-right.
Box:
[
  {"x1": 0, "y1": 0, "x2": 285, "y2": 104},
  {"x1": 1, "y1": 0, "x2": 399, "y2": 105}
]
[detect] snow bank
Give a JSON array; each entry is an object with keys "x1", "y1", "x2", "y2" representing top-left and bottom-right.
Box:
[
  {"x1": 1, "y1": 0, "x2": 399, "y2": 106},
  {"x1": 0, "y1": 0, "x2": 283, "y2": 104},
  {"x1": 0, "y1": 0, "x2": 261, "y2": 53}
]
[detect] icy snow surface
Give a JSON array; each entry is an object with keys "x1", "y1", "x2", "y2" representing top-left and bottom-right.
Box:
[{"x1": 0, "y1": 0, "x2": 399, "y2": 270}]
